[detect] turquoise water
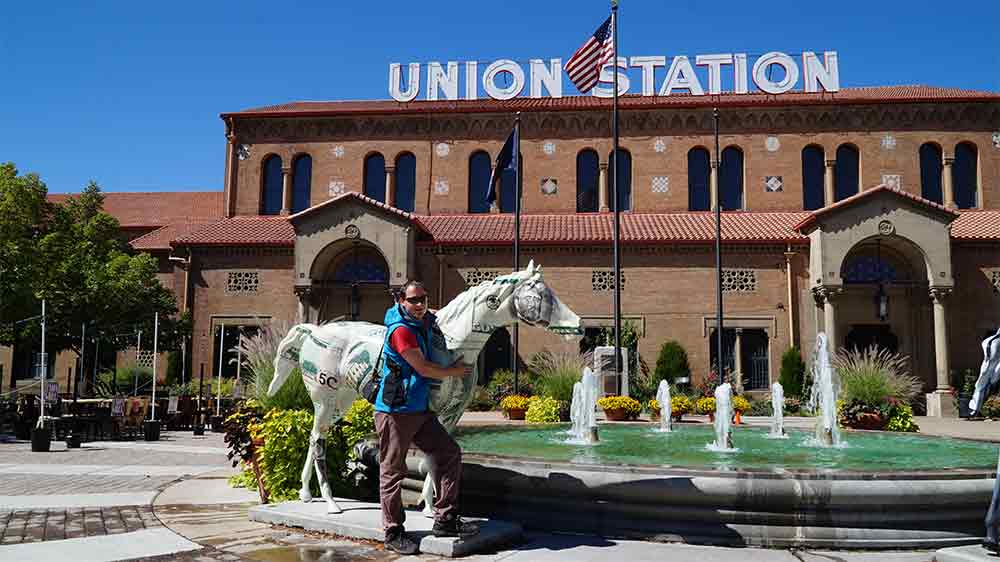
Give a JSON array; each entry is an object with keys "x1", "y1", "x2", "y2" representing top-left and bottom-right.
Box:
[{"x1": 456, "y1": 424, "x2": 1000, "y2": 472}]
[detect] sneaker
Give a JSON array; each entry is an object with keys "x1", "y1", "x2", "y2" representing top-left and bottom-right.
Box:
[
  {"x1": 384, "y1": 527, "x2": 418, "y2": 555},
  {"x1": 432, "y1": 515, "x2": 480, "y2": 538}
]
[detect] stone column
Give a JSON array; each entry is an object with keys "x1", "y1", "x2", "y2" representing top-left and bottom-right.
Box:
[
  {"x1": 599, "y1": 162, "x2": 610, "y2": 212},
  {"x1": 813, "y1": 286, "x2": 841, "y2": 353},
  {"x1": 384, "y1": 165, "x2": 396, "y2": 208},
  {"x1": 927, "y1": 287, "x2": 956, "y2": 417},
  {"x1": 295, "y1": 287, "x2": 312, "y2": 323},
  {"x1": 223, "y1": 121, "x2": 237, "y2": 219},
  {"x1": 710, "y1": 160, "x2": 720, "y2": 211},
  {"x1": 734, "y1": 328, "x2": 744, "y2": 392},
  {"x1": 942, "y1": 156, "x2": 956, "y2": 209},
  {"x1": 824, "y1": 159, "x2": 835, "y2": 206},
  {"x1": 784, "y1": 250, "x2": 797, "y2": 347},
  {"x1": 280, "y1": 166, "x2": 292, "y2": 216}
]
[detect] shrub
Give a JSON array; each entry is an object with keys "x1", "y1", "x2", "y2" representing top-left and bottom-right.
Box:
[
  {"x1": 500, "y1": 394, "x2": 530, "y2": 411},
  {"x1": 234, "y1": 320, "x2": 312, "y2": 412},
  {"x1": 779, "y1": 347, "x2": 806, "y2": 398},
  {"x1": 654, "y1": 340, "x2": 690, "y2": 385},
  {"x1": 833, "y1": 346, "x2": 922, "y2": 408},
  {"x1": 983, "y1": 396, "x2": 1000, "y2": 418},
  {"x1": 648, "y1": 399, "x2": 661, "y2": 413},
  {"x1": 526, "y1": 396, "x2": 561, "y2": 424},
  {"x1": 747, "y1": 398, "x2": 772, "y2": 416},
  {"x1": 671, "y1": 395, "x2": 694, "y2": 415},
  {"x1": 732, "y1": 395, "x2": 751, "y2": 413},
  {"x1": 695, "y1": 369, "x2": 721, "y2": 398},
  {"x1": 223, "y1": 399, "x2": 264, "y2": 469},
  {"x1": 114, "y1": 362, "x2": 153, "y2": 394},
  {"x1": 784, "y1": 397, "x2": 802, "y2": 415},
  {"x1": 531, "y1": 351, "x2": 583, "y2": 403},
  {"x1": 487, "y1": 369, "x2": 534, "y2": 406},
  {"x1": 696, "y1": 396, "x2": 716, "y2": 415},
  {"x1": 466, "y1": 388, "x2": 495, "y2": 412},
  {"x1": 596, "y1": 395, "x2": 641, "y2": 419},
  {"x1": 885, "y1": 404, "x2": 919, "y2": 432}
]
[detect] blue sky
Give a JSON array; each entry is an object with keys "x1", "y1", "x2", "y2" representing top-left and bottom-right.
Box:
[{"x1": 1, "y1": 1, "x2": 997, "y2": 194}]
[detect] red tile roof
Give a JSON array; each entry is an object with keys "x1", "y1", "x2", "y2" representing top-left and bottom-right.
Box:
[
  {"x1": 289, "y1": 191, "x2": 419, "y2": 223},
  {"x1": 414, "y1": 212, "x2": 810, "y2": 246},
  {"x1": 951, "y1": 210, "x2": 1000, "y2": 240},
  {"x1": 225, "y1": 86, "x2": 1000, "y2": 118},
  {"x1": 130, "y1": 222, "x2": 217, "y2": 251},
  {"x1": 48, "y1": 191, "x2": 224, "y2": 228},
  {"x1": 173, "y1": 216, "x2": 294, "y2": 247},
  {"x1": 793, "y1": 184, "x2": 959, "y2": 231}
]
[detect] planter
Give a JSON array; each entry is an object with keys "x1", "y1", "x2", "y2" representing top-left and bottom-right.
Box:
[
  {"x1": 957, "y1": 393, "x2": 973, "y2": 418},
  {"x1": 249, "y1": 436, "x2": 269, "y2": 503},
  {"x1": 603, "y1": 408, "x2": 628, "y2": 421},
  {"x1": 671, "y1": 413, "x2": 684, "y2": 423},
  {"x1": 707, "y1": 413, "x2": 716, "y2": 423},
  {"x1": 65, "y1": 433, "x2": 82, "y2": 449},
  {"x1": 848, "y1": 412, "x2": 885, "y2": 431},
  {"x1": 650, "y1": 411, "x2": 661, "y2": 422},
  {"x1": 31, "y1": 426, "x2": 51, "y2": 452},
  {"x1": 143, "y1": 420, "x2": 161, "y2": 441},
  {"x1": 558, "y1": 402, "x2": 571, "y2": 422},
  {"x1": 210, "y1": 415, "x2": 224, "y2": 433},
  {"x1": 505, "y1": 408, "x2": 526, "y2": 421}
]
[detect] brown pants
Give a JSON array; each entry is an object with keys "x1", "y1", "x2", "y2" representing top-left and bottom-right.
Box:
[{"x1": 375, "y1": 411, "x2": 461, "y2": 532}]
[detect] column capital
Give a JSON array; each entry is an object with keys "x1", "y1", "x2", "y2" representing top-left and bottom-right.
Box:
[
  {"x1": 711, "y1": 160, "x2": 720, "y2": 169},
  {"x1": 281, "y1": 166, "x2": 292, "y2": 175},
  {"x1": 943, "y1": 156, "x2": 955, "y2": 166},
  {"x1": 294, "y1": 285, "x2": 313, "y2": 298},
  {"x1": 384, "y1": 165, "x2": 396, "y2": 175},
  {"x1": 734, "y1": 327, "x2": 744, "y2": 335},
  {"x1": 824, "y1": 159, "x2": 836, "y2": 168},
  {"x1": 929, "y1": 287, "x2": 953, "y2": 304},
  {"x1": 599, "y1": 162, "x2": 609, "y2": 171},
  {"x1": 811, "y1": 285, "x2": 843, "y2": 305}
]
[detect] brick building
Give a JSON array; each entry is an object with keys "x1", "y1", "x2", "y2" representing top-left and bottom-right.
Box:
[{"x1": 6, "y1": 85, "x2": 1000, "y2": 415}]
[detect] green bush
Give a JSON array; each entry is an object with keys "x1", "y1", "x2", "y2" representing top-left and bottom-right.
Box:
[
  {"x1": 983, "y1": 396, "x2": 1000, "y2": 418},
  {"x1": 465, "y1": 387, "x2": 495, "y2": 411},
  {"x1": 525, "y1": 396, "x2": 561, "y2": 424},
  {"x1": 779, "y1": 347, "x2": 806, "y2": 398},
  {"x1": 885, "y1": 404, "x2": 919, "y2": 432},
  {"x1": 654, "y1": 340, "x2": 690, "y2": 385},
  {"x1": 532, "y1": 352, "x2": 583, "y2": 404},
  {"x1": 747, "y1": 398, "x2": 772, "y2": 416},
  {"x1": 486, "y1": 369, "x2": 534, "y2": 406},
  {"x1": 833, "y1": 346, "x2": 922, "y2": 408},
  {"x1": 114, "y1": 362, "x2": 154, "y2": 394}
]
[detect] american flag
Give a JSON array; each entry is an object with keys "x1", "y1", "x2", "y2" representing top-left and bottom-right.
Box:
[{"x1": 565, "y1": 16, "x2": 614, "y2": 94}]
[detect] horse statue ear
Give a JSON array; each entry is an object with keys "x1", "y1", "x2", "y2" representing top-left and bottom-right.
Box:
[{"x1": 526, "y1": 260, "x2": 536, "y2": 274}]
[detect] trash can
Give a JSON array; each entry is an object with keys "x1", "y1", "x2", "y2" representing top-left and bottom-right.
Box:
[{"x1": 143, "y1": 420, "x2": 161, "y2": 441}]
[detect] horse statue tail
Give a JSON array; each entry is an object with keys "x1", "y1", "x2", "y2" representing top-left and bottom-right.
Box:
[{"x1": 268, "y1": 324, "x2": 315, "y2": 397}]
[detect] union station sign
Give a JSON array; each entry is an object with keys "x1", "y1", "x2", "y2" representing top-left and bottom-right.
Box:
[{"x1": 390, "y1": 51, "x2": 840, "y2": 101}]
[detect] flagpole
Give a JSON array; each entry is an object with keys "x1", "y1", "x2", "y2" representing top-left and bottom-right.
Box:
[
  {"x1": 713, "y1": 107, "x2": 725, "y2": 386},
  {"x1": 512, "y1": 113, "x2": 521, "y2": 395},
  {"x1": 611, "y1": 0, "x2": 623, "y2": 394}
]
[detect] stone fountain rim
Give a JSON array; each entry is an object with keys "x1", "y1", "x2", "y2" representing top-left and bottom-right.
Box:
[{"x1": 455, "y1": 423, "x2": 999, "y2": 480}]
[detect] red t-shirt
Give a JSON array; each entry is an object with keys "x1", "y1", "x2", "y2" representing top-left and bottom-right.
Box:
[{"x1": 389, "y1": 326, "x2": 420, "y2": 355}]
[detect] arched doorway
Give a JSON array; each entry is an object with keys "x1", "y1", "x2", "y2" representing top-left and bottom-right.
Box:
[
  {"x1": 310, "y1": 240, "x2": 393, "y2": 324},
  {"x1": 478, "y1": 328, "x2": 512, "y2": 386}
]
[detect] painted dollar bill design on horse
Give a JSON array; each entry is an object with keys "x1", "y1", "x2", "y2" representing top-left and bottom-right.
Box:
[{"x1": 267, "y1": 261, "x2": 581, "y2": 514}]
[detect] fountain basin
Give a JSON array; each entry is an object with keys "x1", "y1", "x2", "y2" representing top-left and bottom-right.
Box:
[{"x1": 403, "y1": 424, "x2": 998, "y2": 549}]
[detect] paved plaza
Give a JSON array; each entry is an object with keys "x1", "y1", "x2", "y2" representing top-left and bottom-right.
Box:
[{"x1": 0, "y1": 415, "x2": 996, "y2": 561}]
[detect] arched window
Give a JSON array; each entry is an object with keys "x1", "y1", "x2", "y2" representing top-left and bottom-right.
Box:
[
  {"x1": 468, "y1": 151, "x2": 492, "y2": 213},
  {"x1": 499, "y1": 154, "x2": 523, "y2": 214},
  {"x1": 608, "y1": 149, "x2": 632, "y2": 211},
  {"x1": 291, "y1": 154, "x2": 312, "y2": 213},
  {"x1": 954, "y1": 142, "x2": 978, "y2": 209},
  {"x1": 687, "y1": 147, "x2": 711, "y2": 211},
  {"x1": 919, "y1": 143, "x2": 943, "y2": 204},
  {"x1": 363, "y1": 153, "x2": 386, "y2": 203},
  {"x1": 834, "y1": 144, "x2": 860, "y2": 202},
  {"x1": 394, "y1": 152, "x2": 416, "y2": 212},
  {"x1": 261, "y1": 155, "x2": 283, "y2": 215},
  {"x1": 720, "y1": 146, "x2": 744, "y2": 210},
  {"x1": 802, "y1": 145, "x2": 825, "y2": 211},
  {"x1": 576, "y1": 149, "x2": 599, "y2": 212}
]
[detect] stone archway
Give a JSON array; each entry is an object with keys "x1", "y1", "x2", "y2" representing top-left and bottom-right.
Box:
[{"x1": 306, "y1": 239, "x2": 393, "y2": 324}]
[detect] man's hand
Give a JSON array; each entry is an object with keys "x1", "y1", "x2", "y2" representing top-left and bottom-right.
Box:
[{"x1": 449, "y1": 360, "x2": 473, "y2": 378}]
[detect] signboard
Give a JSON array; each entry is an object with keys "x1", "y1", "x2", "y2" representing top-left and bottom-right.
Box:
[
  {"x1": 111, "y1": 398, "x2": 126, "y2": 417},
  {"x1": 45, "y1": 382, "x2": 59, "y2": 404},
  {"x1": 390, "y1": 51, "x2": 839, "y2": 101},
  {"x1": 167, "y1": 396, "x2": 179, "y2": 414}
]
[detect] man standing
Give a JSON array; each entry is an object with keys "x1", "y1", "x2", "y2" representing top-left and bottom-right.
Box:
[{"x1": 375, "y1": 280, "x2": 479, "y2": 555}]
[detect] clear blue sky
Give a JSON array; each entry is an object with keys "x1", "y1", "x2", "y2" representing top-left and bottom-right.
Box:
[{"x1": 2, "y1": 0, "x2": 997, "y2": 194}]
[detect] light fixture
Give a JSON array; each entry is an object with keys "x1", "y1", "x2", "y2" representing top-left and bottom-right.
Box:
[{"x1": 874, "y1": 239, "x2": 889, "y2": 322}]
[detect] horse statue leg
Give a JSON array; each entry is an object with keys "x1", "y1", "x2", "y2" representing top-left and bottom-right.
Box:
[
  {"x1": 419, "y1": 456, "x2": 437, "y2": 517},
  {"x1": 311, "y1": 401, "x2": 343, "y2": 514}
]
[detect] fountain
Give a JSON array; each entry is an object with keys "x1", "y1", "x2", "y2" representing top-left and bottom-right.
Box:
[
  {"x1": 706, "y1": 383, "x2": 735, "y2": 451},
  {"x1": 808, "y1": 332, "x2": 841, "y2": 447},
  {"x1": 769, "y1": 381, "x2": 787, "y2": 438},
  {"x1": 568, "y1": 366, "x2": 599, "y2": 444},
  {"x1": 654, "y1": 380, "x2": 671, "y2": 432}
]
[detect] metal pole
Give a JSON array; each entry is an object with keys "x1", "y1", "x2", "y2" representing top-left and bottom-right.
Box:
[
  {"x1": 512, "y1": 114, "x2": 521, "y2": 395},
  {"x1": 216, "y1": 325, "x2": 224, "y2": 417},
  {"x1": 181, "y1": 339, "x2": 187, "y2": 389},
  {"x1": 79, "y1": 322, "x2": 85, "y2": 399},
  {"x1": 235, "y1": 332, "x2": 242, "y2": 384},
  {"x1": 135, "y1": 330, "x2": 141, "y2": 395},
  {"x1": 714, "y1": 107, "x2": 725, "y2": 386},
  {"x1": 151, "y1": 312, "x2": 158, "y2": 421},
  {"x1": 93, "y1": 335, "x2": 100, "y2": 394},
  {"x1": 611, "y1": 2, "x2": 623, "y2": 394},
  {"x1": 40, "y1": 299, "x2": 46, "y2": 423}
]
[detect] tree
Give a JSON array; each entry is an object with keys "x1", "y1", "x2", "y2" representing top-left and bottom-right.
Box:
[
  {"x1": 779, "y1": 347, "x2": 807, "y2": 398},
  {"x1": 654, "y1": 340, "x2": 690, "y2": 385},
  {"x1": 0, "y1": 163, "x2": 49, "y2": 347}
]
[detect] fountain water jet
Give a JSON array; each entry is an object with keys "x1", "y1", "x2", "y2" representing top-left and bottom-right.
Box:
[
  {"x1": 808, "y1": 333, "x2": 841, "y2": 447},
  {"x1": 769, "y1": 382, "x2": 788, "y2": 439},
  {"x1": 706, "y1": 383, "x2": 736, "y2": 452},
  {"x1": 569, "y1": 367, "x2": 600, "y2": 443},
  {"x1": 654, "y1": 380, "x2": 671, "y2": 432}
]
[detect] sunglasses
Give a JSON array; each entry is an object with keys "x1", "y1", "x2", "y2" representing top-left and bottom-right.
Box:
[{"x1": 404, "y1": 295, "x2": 427, "y2": 305}]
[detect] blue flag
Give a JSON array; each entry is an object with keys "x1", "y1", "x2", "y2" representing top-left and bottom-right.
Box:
[{"x1": 486, "y1": 125, "x2": 518, "y2": 208}]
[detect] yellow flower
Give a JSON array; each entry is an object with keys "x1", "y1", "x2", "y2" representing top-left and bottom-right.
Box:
[
  {"x1": 732, "y1": 396, "x2": 751, "y2": 412},
  {"x1": 500, "y1": 395, "x2": 531, "y2": 411},
  {"x1": 671, "y1": 395, "x2": 693, "y2": 415},
  {"x1": 696, "y1": 396, "x2": 716, "y2": 415},
  {"x1": 596, "y1": 395, "x2": 641, "y2": 415}
]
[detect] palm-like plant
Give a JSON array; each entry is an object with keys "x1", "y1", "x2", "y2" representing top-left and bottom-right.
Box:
[
  {"x1": 832, "y1": 345, "x2": 922, "y2": 407},
  {"x1": 231, "y1": 319, "x2": 311, "y2": 411}
]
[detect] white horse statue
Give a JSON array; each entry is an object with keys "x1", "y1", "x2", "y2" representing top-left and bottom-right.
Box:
[
  {"x1": 970, "y1": 328, "x2": 1000, "y2": 417},
  {"x1": 266, "y1": 261, "x2": 581, "y2": 514}
]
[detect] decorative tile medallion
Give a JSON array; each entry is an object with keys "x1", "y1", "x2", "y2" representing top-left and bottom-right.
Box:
[
  {"x1": 654, "y1": 138, "x2": 667, "y2": 153},
  {"x1": 328, "y1": 180, "x2": 345, "y2": 196},
  {"x1": 881, "y1": 134, "x2": 897, "y2": 150},
  {"x1": 881, "y1": 174, "x2": 901, "y2": 189},
  {"x1": 543, "y1": 141, "x2": 556, "y2": 155},
  {"x1": 434, "y1": 179, "x2": 449, "y2": 195},
  {"x1": 237, "y1": 144, "x2": 250, "y2": 161},
  {"x1": 765, "y1": 176, "x2": 783, "y2": 192},
  {"x1": 765, "y1": 136, "x2": 780, "y2": 152},
  {"x1": 540, "y1": 178, "x2": 558, "y2": 195},
  {"x1": 651, "y1": 176, "x2": 669, "y2": 193},
  {"x1": 435, "y1": 143, "x2": 450, "y2": 157},
  {"x1": 332, "y1": 145, "x2": 345, "y2": 158}
]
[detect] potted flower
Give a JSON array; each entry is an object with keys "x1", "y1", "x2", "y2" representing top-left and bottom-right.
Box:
[
  {"x1": 500, "y1": 395, "x2": 531, "y2": 420},
  {"x1": 648, "y1": 399, "x2": 661, "y2": 421},
  {"x1": 670, "y1": 395, "x2": 693, "y2": 421},
  {"x1": 696, "y1": 396, "x2": 716, "y2": 421},
  {"x1": 597, "y1": 395, "x2": 641, "y2": 421},
  {"x1": 732, "y1": 395, "x2": 751, "y2": 425}
]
